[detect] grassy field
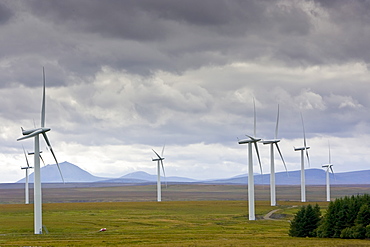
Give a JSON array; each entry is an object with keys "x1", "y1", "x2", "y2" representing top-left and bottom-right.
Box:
[
  {"x1": 1, "y1": 183, "x2": 370, "y2": 204},
  {"x1": 1, "y1": 184, "x2": 370, "y2": 246},
  {"x1": 1, "y1": 200, "x2": 370, "y2": 246}
]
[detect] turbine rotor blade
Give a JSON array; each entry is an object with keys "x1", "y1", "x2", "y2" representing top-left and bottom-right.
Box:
[
  {"x1": 300, "y1": 112, "x2": 310, "y2": 167},
  {"x1": 39, "y1": 154, "x2": 46, "y2": 166},
  {"x1": 160, "y1": 160, "x2": 167, "y2": 188},
  {"x1": 152, "y1": 149, "x2": 162, "y2": 160},
  {"x1": 328, "y1": 140, "x2": 331, "y2": 164},
  {"x1": 275, "y1": 143, "x2": 288, "y2": 173},
  {"x1": 253, "y1": 98, "x2": 256, "y2": 137},
  {"x1": 306, "y1": 149, "x2": 310, "y2": 167},
  {"x1": 41, "y1": 67, "x2": 46, "y2": 128},
  {"x1": 330, "y1": 165, "x2": 335, "y2": 180},
  {"x1": 275, "y1": 104, "x2": 280, "y2": 140},
  {"x1": 330, "y1": 166, "x2": 334, "y2": 174},
  {"x1": 253, "y1": 142, "x2": 263, "y2": 175},
  {"x1": 22, "y1": 146, "x2": 30, "y2": 168},
  {"x1": 301, "y1": 112, "x2": 307, "y2": 148},
  {"x1": 161, "y1": 144, "x2": 165, "y2": 157},
  {"x1": 42, "y1": 132, "x2": 64, "y2": 183}
]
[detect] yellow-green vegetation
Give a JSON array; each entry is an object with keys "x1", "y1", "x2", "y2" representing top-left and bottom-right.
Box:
[{"x1": 1, "y1": 201, "x2": 369, "y2": 246}]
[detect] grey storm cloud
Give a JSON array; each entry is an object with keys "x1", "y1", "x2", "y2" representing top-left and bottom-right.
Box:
[
  {"x1": 1, "y1": 0, "x2": 370, "y2": 182},
  {"x1": 0, "y1": 0, "x2": 368, "y2": 84},
  {"x1": 0, "y1": 2, "x2": 13, "y2": 24}
]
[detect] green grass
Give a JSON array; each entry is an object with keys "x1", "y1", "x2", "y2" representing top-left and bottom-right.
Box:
[{"x1": 1, "y1": 201, "x2": 370, "y2": 246}]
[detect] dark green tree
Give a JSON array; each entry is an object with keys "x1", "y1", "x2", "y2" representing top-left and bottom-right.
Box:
[
  {"x1": 289, "y1": 206, "x2": 306, "y2": 237},
  {"x1": 289, "y1": 204, "x2": 321, "y2": 237},
  {"x1": 317, "y1": 194, "x2": 370, "y2": 239},
  {"x1": 355, "y1": 204, "x2": 370, "y2": 226}
]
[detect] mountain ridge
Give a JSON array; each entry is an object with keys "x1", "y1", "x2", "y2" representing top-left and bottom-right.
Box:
[{"x1": 16, "y1": 161, "x2": 370, "y2": 185}]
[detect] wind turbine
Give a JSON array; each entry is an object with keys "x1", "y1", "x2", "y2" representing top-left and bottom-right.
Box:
[
  {"x1": 262, "y1": 105, "x2": 288, "y2": 206},
  {"x1": 322, "y1": 141, "x2": 334, "y2": 202},
  {"x1": 238, "y1": 99, "x2": 263, "y2": 220},
  {"x1": 17, "y1": 67, "x2": 64, "y2": 234},
  {"x1": 152, "y1": 145, "x2": 166, "y2": 202},
  {"x1": 28, "y1": 151, "x2": 46, "y2": 166},
  {"x1": 294, "y1": 113, "x2": 310, "y2": 203},
  {"x1": 21, "y1": 146, "x2": 33, "y2": 205}
]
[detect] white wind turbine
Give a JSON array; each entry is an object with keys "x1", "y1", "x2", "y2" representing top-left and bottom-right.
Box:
[
  {"x1": 152, "y1": 145, "x2": 167, "y2": 202},
  {"x1": 294, "y1": 113, "x2": 310, "y2": 203},
  {"x1": 262, "y1": 105, "x2": 288, "y2": 206},
  {"x1": 28, "y1": 151, "x2": 46, "y2": 167},
  {"x1": 322, "y1": 141, "x2": 334, "y2": 202},
  {"x1": 17, "y1": 68, "x2": 64, "y2": 234},
  {"x1": 238, "y1": 99, "x2": 263, "y2": 221},
  {"x1": 21, "y1": 146, "x2": 33, "y2": 205}
]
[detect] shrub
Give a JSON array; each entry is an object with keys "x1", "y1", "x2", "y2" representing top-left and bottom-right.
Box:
[
  {"x1": 340, "y1": 225, "x2": 366, "y2": 239},
  {"x1": 366, "y1": 224, "x2": 370, "y2": 238}
]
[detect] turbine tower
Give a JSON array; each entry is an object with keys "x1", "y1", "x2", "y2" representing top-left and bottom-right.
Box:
[
  {"x1": 152, "y1": 145, "x2": 166, "y2": 202},
  {"x1": 322, "y1": 141, "x2": 334, "y2": 202},
  {"x1": 21, "y1": 146, "x2": 33, "y2": 204},
  {"x1": 17, "y1": 67, "x2": 64, "y2": 234},
  {"x1": 238, "y1": 99, "x2": 263, "y2": 220},
  {"x1": 262, "y1": 105, "x2": 288, "y2": 206},
  {"x1": 294, "y1": 113, "x2": 310, "y2": 203}
]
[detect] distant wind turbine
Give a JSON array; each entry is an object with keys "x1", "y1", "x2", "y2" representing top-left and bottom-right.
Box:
[
  {"x1": 152, "y1": 145, "x2": 167, "y2": 202},
  {"x1": 21, "y1": 146, "x2": 33, "y2": 205},
  {"x1": 322, "y1": 141, "x2": 334, "y2": 202},
  {"x1": 238, "y1": 99, "x2": 263, "y2": 220},
  {"x1": 294, "y1": 113, "x2": 310, "y2": 203},
  {"x1": 17, "y1": 67, "x2": 64, "y2": 234},
  {"x1": 262, "y1": 105, "x2": 288, "y2": 206},
  {"x1": 28, "y1": 151, "x2": 46, "y2": 166}
]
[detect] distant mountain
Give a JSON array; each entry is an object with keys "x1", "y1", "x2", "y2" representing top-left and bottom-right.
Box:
[
  {"x1": 16, "y1": 161, "x2": 370, "y2": 185},
  {"x1": 17, "y1": 161, "x2": 108, "y2": 183},
  {"x1": 16, "y1": 162, "x2": 197, "y2": 184},
  {"x1": 205, "y1": 169, "x2": 370, "y2": 185},
  {"x1": 118, "y1": 171, "x2": 198, "y2": 183}
]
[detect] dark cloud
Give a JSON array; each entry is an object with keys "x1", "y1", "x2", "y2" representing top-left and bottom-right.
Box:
[
  {"x1": 0, "y1": 2, "x2": 13, "y2": 24},
  {"x1": 0, "y1": 0, "x2": 367, "y2": 84},
  {"x1": 1, "y1": 1, "x2": 370, "y2": 182}
]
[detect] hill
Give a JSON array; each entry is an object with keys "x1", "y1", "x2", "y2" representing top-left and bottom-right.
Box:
[
  {"x1": 17, "y1": 161, "x2": 108, "y2": 183},
  {"x1": 206, "y1": 169, "x2": 370, "y2": 185},
  {"x1": 16, "y1": 161, "x2": 370, "y2": 185}
]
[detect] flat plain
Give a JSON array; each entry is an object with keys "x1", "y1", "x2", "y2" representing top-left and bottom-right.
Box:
[{"x1": 1, "y1": 183, "x2": 370, "y2": 246}]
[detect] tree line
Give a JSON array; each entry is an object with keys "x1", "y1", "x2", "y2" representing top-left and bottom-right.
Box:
[{"x1": 289, "y1": 194, "x2": 370, "y2": 239}]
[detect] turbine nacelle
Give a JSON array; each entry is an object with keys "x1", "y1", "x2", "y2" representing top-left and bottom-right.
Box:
[
  {"x1": 262, "y1": 139, "x2": 281, "y2": 145},
  {"x1": 238, "y1": 136, "x2": 261, "y2": 144},
  {"x1": 322, "y1": 164, "x2": 334, "y2": 173},
  {"x1": 28, "y1": 151, "x2": 43, "y2": 155},
  {"x1": 238, "y1": 138, "x2": 255, "y2": 144},
  {"x1": 21, "y1": 166, "x2": 33, "y2": 169},
  {"x1": 322, "y1": 164, "x2": 332, "y2": 168},
  {"x1": 21, "y1": 127, "x2": 51, "y2": 136},
  {"x1": 294, "y1": 146, "x2": 310, "y2": 151},
  {"x1": 152, "y1": 157, "x2": 165, "y2": 161}
]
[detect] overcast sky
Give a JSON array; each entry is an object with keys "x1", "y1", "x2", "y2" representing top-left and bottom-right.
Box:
[{"x1": 1, "y1": 0, "x2": 370, "y2": 183}]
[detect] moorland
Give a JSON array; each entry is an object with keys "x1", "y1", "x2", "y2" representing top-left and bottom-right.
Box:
[{"x1": 1, "y1": 183, "x2": 370, "y2": 246}]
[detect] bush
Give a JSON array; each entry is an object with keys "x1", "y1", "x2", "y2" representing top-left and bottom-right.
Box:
[
  {"x1": 340, "y1": 225, "x2": 366, "y2": 239},
  {"x1": 366, "y1": 224, "x2": 370, "y2": 238}
]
